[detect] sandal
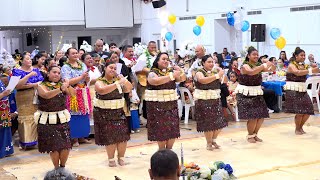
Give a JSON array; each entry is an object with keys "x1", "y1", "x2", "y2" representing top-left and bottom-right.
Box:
[
  {"x1": 247, "y1": 134, "x2": 256, "y2": 143},
  {"x1": 78, "y1": 139, "x2": 91, "y2": 144},
  {"x1": 118, "y1": 157, "x2": 128, "y2": 166},
  {"x1": 206, "y1": 144, "x2": 214, "y2": 151},
  {"x1": 212, "y1": 139, "x2": 220, "y2": 149},
  {"x1": 253, "y1": 134, "x2": 263, "y2": 142},
  {"x1": 108, "y1": 158, "x2": 117, "y2": 167}
]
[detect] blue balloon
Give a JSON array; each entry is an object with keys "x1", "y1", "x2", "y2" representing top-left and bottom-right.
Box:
[
  {"x1": 227, "y1": 17, "x2": 235, "y2": 26},
  {"x1": 226, "y1": 12, "x2": 233, "y2": 19},
  {"x1": 165, "y1": 32, "x2": 173, "y2": 41},
  {"x1": 270, "y1": 28, "x2": 281, "y2": 40},
  {"x1": 241, "y1": 20, "x2": 250, "y2": 32},
  {"x1": 193, "y1": 25, "x2": 202, "y2": 36}
]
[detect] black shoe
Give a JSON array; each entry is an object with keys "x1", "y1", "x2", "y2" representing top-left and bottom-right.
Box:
[{"x1": 272, "y1": 105, "x2": 280, "y2": 113}]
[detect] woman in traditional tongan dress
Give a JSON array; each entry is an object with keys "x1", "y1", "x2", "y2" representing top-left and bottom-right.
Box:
[
  {"x1": 35, "y1": 66, "x2": 74, "y2": 172},
  {"x1": 146, "y1": 52, "x2": 186, "y2": 150},
  {"x1": 284, "y1": 47, "x2": 319, "y2": 135},
  {"x1": 194, "y1": 55, "x2": 227, "y2": 150},
  {"x1": 61, "y1": 48, "x2": 92, "y2": 147},
  {"x1": 93, "y1": 61, "x2": 132, "y2": 167},
  {"x1": 13, "y1": 54, "x2": 44, "y2": 149},
  {"x1": 235, "y1": 47, "x2": 275, "y2": 143}
]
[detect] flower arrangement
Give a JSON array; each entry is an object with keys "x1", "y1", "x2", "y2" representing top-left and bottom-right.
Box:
[
  {"x1": 0, "y1": 49, "x2": 16, "y2": 68},
  {"x1": 80, "y1": 41, "x2": 92, "y2": 52},
  {"x1": 182, "y1": 161, "x2": 236, "y2": 180},
  {"x1": 178, "y1": 40, "x2": 197, "y2": 59},
  {"x1": 133, "y1": 43, "x2": 147, "y2": 57},
  {"x1": 61, "y1": 44, "x2": 72, "y2": 53}
]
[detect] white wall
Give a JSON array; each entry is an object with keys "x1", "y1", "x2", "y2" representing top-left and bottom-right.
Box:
[
  {"x1": 0, "y1": 0, "x2": 84, "y2": 26},
  {"x1": 51, "y1": 26, "x2": 141, "y2": 53},
  {"x1": 0, "y1": 30, "x2": 23, "y2": 54},
  {"x1": 84, "y1": 0, "x2": 133, "y2": 28},
  {"x1": 140, "y1": 0, "x2": 320, "y2": 60}
]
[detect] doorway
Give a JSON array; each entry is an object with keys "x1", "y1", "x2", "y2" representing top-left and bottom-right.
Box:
[{"x1": 77, "y1": 36, "x2": 92, "y2": 49}]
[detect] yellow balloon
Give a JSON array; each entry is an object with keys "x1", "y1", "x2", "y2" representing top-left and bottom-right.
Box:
[
  {"x1": 196, "y1": 16, "x2": 205, "y2": 27},
  {"x1": 275, "y1": 36, "x2": 286, "y2": 49},
  {"x1": 168, "y1": 14, "x2": 176, "y2": 24}
]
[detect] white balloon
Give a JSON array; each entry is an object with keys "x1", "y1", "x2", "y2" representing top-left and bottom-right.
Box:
[
  {"x1": 161, "y1": 28, "x2": 167, "y2": 37},
  {"x1": 234, "y1": 20, "x2": 242, "y2": 31},
  {"x1": 159, "y1": 11, "x2": 169, "y2": 27},
  {"x1": 233, "y1": 12, "x2": 241, "y2": 22}
]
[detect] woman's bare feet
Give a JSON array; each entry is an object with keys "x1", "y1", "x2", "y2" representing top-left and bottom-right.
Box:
[
  {"x1": 108, "y1": 159, "x2": 117, "y2": 167},
  {"x1": 300, "y1": 128, "x2": 306, "y2": 134},
  {"x1": 295, "y1": 130, "x2": 303, "y2": 135}
]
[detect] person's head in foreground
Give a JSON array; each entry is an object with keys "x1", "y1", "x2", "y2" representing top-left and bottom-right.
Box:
[{"x1": 149, "y1": 149, "x2": 180, "y2": 180}]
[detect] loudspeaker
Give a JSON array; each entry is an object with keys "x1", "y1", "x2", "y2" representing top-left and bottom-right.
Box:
[
  {"x1": 251, "y1": 24, "x2": 266, "y2": 42},
  {"x1": 152, "y1": 0, "x2": 166, "y2": 8},
  {"x1": 133, "y1": 37, "x2": 141, "y2": 45},
  {"x1": 26, "y1": 33, "x2": 32, "y2": 46}
]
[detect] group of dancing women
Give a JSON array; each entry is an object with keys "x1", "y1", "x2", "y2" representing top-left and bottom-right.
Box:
[{"x1": 1, "y1": 46, "x2": 318, "y2": 175}]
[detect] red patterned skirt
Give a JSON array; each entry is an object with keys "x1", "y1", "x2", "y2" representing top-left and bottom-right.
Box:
[
  {"x1": 284, "y1": 90, "x2": 314, "y2": 115},
  {"x1": 195, "y1": 99, "x2": 227, "y2": 132},
  {"x1": 146, "y1": 101, "x2": 180, "y2": 141},
  {"x1": 37, "y1": 123, "x2": 72, "y2": 153},
  {"x1": 237, "y1": 94, "x2": 269, "y2": 120},
  {"x1": 93, "y1": 107, "x2": 130, "y2": 146}
]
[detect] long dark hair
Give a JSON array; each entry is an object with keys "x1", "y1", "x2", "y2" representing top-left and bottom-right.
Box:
[
  {"x1": 101, "y1": 61, "x2": 115, "y2": 78},
  {"x1": 65, "y1": 47, "x2": 78, "y2": 58},
  {"x1": 80, "y1": 53, "x2": 91, "y2": 62},
  {"x1": 44, "y1": 57, "x2": 55, "y2": 69},
  {"x1": 279, "y1": 51, "x2": 287, "y2": 60},
  {"x1": 43, "y1": 65, "x2": 61, "y2": 82},
  {"x1": 32, "y1": 52, "x2": 47, "y2": 66},
  {"x1": 151, "y1": 52, "x2": 169, "y2": 69},
  {"x1": 245, "y1": 46, "x2": 258, "y2": 62},
  {"x1": 228, "y1": 57, "x2": 238, "y2": 69},
  {"x1": 291, "y1": 47, "x2": 305, "y2": 62}
]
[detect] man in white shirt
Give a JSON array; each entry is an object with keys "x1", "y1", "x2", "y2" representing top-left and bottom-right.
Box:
[{"x1": 187, "y1": 45, "x2": 206, "y2": 79}]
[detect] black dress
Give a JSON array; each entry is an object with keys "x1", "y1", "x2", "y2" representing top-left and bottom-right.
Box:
[
  {"x1": 284, "y1": 73, "x2": 314, "y2": 115},
  {"x1": 236, "y1": 74, "x2": 269, "y2": 120},
  {"x1": 194, "y1": 70, "x2": 227, "y2": 132},
  {"x1": 146, "y1": 70, "x2": 180, "y2": 142},
  {"x1": 37, "y1": 92, "x2": 72, "y2": 153}
]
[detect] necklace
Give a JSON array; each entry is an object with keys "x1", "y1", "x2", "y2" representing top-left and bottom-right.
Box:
[
  {"x1": 98, "y1": 77, "x2": 118, "y2": 85},
  {"x1": 243, "y1": 61, "x2": 262, "y2": 68},
  {"x1": 41, "y1": 81, "x2": 62, "y2": 90},
  {"x1": 145, "y1": 51, "x2": 152, "y2": 68},
  {"x1": 292, "y1": 60, "x2": 309, "y2": 70},
  {"x1": 151, "y1": 67, "x2": 172, "y2": 76},
  {"x1": 199, "y1": 68, "x2": 217, "y2": 77},
  {"x1": 66, "y1": 60, "x2": 83, "y2": 70}
]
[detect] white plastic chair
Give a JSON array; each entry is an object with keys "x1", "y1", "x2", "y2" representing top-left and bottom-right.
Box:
[
  {"x1": 178, "y1": 87, "x2": 195, "y2": 124},
  {"x1": 306, "y1": 76, "x2": 320, "y2": 111}
]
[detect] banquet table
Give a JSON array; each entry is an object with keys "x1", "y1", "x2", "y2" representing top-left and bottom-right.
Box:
[{"x1": 262, "y1": 80, "x2": 286, "y2": 111}]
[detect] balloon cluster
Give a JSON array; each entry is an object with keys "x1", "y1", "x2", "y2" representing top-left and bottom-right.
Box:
[
  {"x1": 193, "y1": 16, "x2": 205, "y2": 36},
  {"x1": 163, "y1": 13, "x2": 176, "y2": 41},
  {"x1": 270, "y1": 28, "x2": 286, "y2": 50},
  {"x1": 226, "y1": 11, "x2": 249, "y2": 32}
]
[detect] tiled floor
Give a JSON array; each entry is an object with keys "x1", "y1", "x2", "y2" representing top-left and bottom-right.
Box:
[{"x1": 0, "y1": 112, "x2": 320, "y2": 179}]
